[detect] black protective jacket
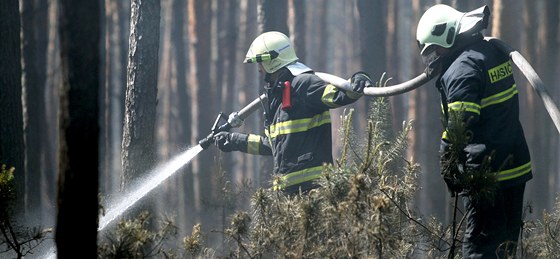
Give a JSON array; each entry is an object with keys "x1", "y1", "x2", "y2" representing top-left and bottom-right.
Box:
[
  {"x1": 437, "y1": 39, "x2": 532, "y2": 188},
  {"x1": 229, "y1": 67, "x2": 361, "y2": 193}
]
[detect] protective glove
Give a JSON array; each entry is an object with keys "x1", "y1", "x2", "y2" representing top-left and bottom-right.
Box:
[
  {"x1": 350, "y1": 71, "x2": 373, "y2": 94},
  {"x1": 213, "y1": 132, "x2": 236, "y2": 152},
  {"x1": 440, "y1": 146, "x2": 466, "y2": 196},
  {"x1": 441, "y1": 164, "x2": 464, "y2": 196},
  {"x1": 420, "y1": 44, "x2": 443, "y2": 79}
]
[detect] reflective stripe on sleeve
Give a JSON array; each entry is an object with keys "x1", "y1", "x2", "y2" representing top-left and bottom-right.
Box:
[
  {"x1": 247, "y1": 134, "x2": 261, "y2": 154},
  {"x1": 321, "y1": 84, "x2": 340, "y2": 108},
  {"x1": 448, "y1": 101, "x2": 481, "y2": 115}
]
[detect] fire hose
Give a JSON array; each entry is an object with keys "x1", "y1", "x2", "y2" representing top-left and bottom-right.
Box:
[
  {"x1": 484, "y1": 37, "x2": 560, "y2": 134},
  {"x1": 198, "y1": 37, "x2": 559, "y2": 148},
  {"x1": 319, "y1": 37, "x2": 560, "y2": 134}
]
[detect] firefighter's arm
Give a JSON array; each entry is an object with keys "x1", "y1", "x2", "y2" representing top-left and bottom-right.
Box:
[
  {"x1": 213, "y1": 132, "x2": 272, "y2": 155},
  {"x1": 444, "y1": 66, "x2": 483, "y2": 133},
  {"x1": 440, "y1": 70, "x2": 486, "y2": 193},
  {"x1": 305, "y1": 73, "x2": 372, "y2": 110}
]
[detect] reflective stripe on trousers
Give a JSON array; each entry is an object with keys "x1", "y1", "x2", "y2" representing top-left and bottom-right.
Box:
[{"x1": 273, "y1": 165, "x2": 323, "y2": 190}]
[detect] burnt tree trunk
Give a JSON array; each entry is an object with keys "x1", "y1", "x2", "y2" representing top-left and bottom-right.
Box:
[
  {"x1": 0, "y1": 0, "x2": 25, "y2": 216},
  {"x1": 21, "y1": 0, "x2": 49, "y2": 220},
  {"x1": 258, "y1": 0, "x2": 289, "y2": 34},
  {"x1": 289, "y1": 0, "x2": 306, "y2": 55},
  {"x1": 56, "y1": 0, "x2": 100, "y2": 257},
  {"x1": 121, "y1": 0, "x2": 160, "y2": 188},
  {"x1": 187, "y1": 0, "x2": 213, "y2": 225}
]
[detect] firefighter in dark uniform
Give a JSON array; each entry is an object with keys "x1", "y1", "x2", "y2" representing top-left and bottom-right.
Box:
[
  {"x1": 416, "y1": 5, "x2": 532, "y2": 258},
  {"x1": 213, "y1": 31, "x2": 373, "y2": 194}
]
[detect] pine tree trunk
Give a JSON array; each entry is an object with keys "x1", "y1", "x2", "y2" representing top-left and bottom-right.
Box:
[
  {"x1": 541, "y1": 0, "x2": 559, "y2": 203},
  {"x1": 258, "y1": 0, "x2": 289, "y2": 34},
  {"x1": 187, "y1": 0, "x2": 213, "y2": 224},
  {"x1": 56, "y1": 0, "x2": 100, "y2": 256},
  {"x1": 170, "y1": 0, "x2": 193, "y2": 235},
  {"x1": 121, "y1": 0, "x2": 160, "y2": 188},
  {"x1": 289, "y1": 0, "x2": 306, "y2": 55},
  {"x1": 100, "y1": 0, "x2": 127, "y2": 196},
  {"x1": 0, "y1": 0, "x2": 26, "y2": 216},
  {"x1": 21, "y1": 0, "x2": 49, "y2": 221}
]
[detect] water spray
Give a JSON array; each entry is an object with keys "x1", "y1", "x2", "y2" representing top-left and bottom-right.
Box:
[
  {"x1": 41, "y1": 39, "x2": 555, "y2": 256},
  {"x1": 98, "y1": 145, "x2": 203, "y2": 231}
]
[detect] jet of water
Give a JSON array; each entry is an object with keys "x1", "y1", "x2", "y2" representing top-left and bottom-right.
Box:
[
  {"x1": 98, "y1": 144, "x2": 204, "y2": 231},
  {"x1": 38, "y1": 145, "x2": 204, "y2": 259}
]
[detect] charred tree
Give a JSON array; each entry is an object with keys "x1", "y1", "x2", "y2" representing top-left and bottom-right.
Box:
[
  {"x1": 169, "y1": 0, "x2": 192, "y2": 235},
  {"x1": 539, "y1": 0, "x2": 559, "y2": 205},
  {"x1": 258, "y1": 0, "x2": 289, "y2": 34},
  {"x1": 21, "y1": 0, "x2": 49, "y2": 221},
  {"x1": 56, "y1": 0, "x2": 100, "y2": 257},
  {"x1": 187, "y1": 0, "x2": 213, "y2": 224},
  {"x1": 236, "y1": 0, "x2": 265, "y2": 188},
  {"x1": 100, "y1": 0, "x2": 129, "y2": 196},
  {"x1": 288, "y1": 0, "x2": 306, "y2": 55},
  {"x1": 356, "y1": 0, "x2": 386, "y2": 87},
  {"x1": 121, "y1": 0, "x2": 160, "y2": 188}
]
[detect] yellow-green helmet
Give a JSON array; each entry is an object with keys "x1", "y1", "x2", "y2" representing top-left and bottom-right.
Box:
[
  {"x1": 244, "y1": 31, "x2": 298, "y2": 74},
  {"x1": 416, "y1": 4, "x2": 464, "y2": 55}
]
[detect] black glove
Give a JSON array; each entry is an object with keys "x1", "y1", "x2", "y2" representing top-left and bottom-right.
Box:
[
  {"x1": 213, "y1": 132, "x2": 235, "y2": 152},
  {"x1": 421, "y1": 47, "x2": 443, "y2": 79},
  {"x1": 440, "y1": 146, "x2": 466, "y2": 196},
  {"x1": 350, "y1": 71, "x2": 373, "y2": 94},
  {"x1": 441, "y1": 164, "x2": 464, "y2": 196}
]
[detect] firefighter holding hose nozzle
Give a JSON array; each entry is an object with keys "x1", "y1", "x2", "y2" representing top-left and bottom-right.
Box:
[
  {"x1": 212, "y1": 31, "x2": 373, "y2": 194},
  {"x1": 416, "y1": 4, "x2": 533, "y2": 258}
]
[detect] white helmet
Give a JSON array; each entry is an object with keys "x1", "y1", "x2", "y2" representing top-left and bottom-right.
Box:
[
  {"x1": 244, "y1": 31, "x2": 298, "y2": 74},
  {"x1": 417, "y1": 5, "x2": 490, "y2": 56},
  {"x1": 416, "y1": 4, "x2": 464, "y2": 55}
]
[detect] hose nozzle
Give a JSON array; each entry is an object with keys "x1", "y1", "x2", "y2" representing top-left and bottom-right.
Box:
[
  {"x1": 198, "y1": 133, "x2": 214, "y2": 149},
  {"x1": 198, "y1": 113, "x2": 232, "y2": 150}
]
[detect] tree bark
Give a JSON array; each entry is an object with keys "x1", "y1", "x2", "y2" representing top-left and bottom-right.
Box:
[
  {"x1": 289, "y1": 0, "x2": 306, "y2": 55},
  {"x1": 100, "y1": 0, "x2": 127, "y2": 197},
  {"x1": 121, "y1": 0, "x2": 160, "y2": 188},
  {"x1": 188, "y1": 0, "x2": 213, "y2": 224},
  {"x1": 537, "y1": 0, "x2": 559, "y2": 212},
  {"x1": 258, "y1": 0, "x2": 289, "y2": 34},
  {"x1": 56, "y1": 0, "x2": 100, "y2": 257},
  {"x1": 43, "y1": 0, "x2": 60, "y2": 224},
  {"x1": 21, "y1": 0, "x2": 49, "y2": 221}
]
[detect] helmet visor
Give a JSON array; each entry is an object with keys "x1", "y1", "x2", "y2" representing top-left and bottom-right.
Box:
[{"x1": 244, "y1": 50, "x2": 279, "y2": 64}]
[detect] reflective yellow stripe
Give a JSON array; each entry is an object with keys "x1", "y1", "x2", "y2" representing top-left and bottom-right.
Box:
[
  {"x1": 273, "y1": 165, "x2": 323, "y2": 190},
  {"x1": 495, "y1": 161, "x2": 532, "y2": 181},
  {"x1": 247, "y1": 134, "x2": 260, "y2": 154},
  {"x1": 488, "y1": 61, "x2": 513, "y2": 83},
  {"x1": 442, "y1": 130, "x2": 449, "y2": 140},
  {"x1": 321, "y1": 84, "x2": 339, "y2": 108},
  {"x1": 449, "y1": 101, "x2": 481, "y2": 115},
  {"x1": 268, "y1": 111, "x2": 331, "y2": 138},
  {"x1": 481, "y1": 84, "x2": 518, "y2": 108}
]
